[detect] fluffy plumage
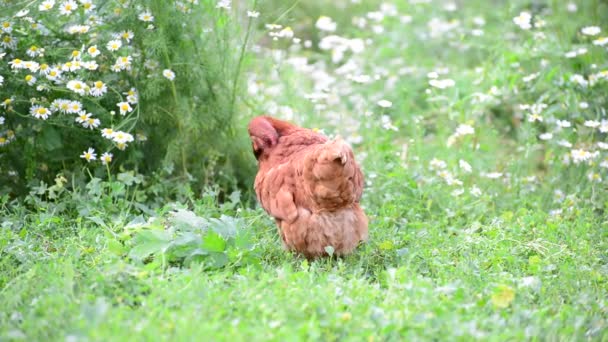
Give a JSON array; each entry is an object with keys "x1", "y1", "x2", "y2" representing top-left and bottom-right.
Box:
[{"x1": 248, "y1": 116, "x2": 368, "y2": 258}]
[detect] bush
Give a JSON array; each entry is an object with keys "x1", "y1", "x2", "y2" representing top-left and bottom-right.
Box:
[{"x1": 0, "y1": 0, "x2": 257, "y2": 197}]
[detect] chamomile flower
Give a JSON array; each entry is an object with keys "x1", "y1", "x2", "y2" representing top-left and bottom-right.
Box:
[
  {"x1": 106, "y1": 39, "x2": 122, "y2": 51},
  {"x1": 138, "y1": 11, "x2": 154, "y2": 22},
  {"x1": 584, "y1": 120, "x2": 600, "y2": 128},
  {"x1": 67, "y1": 80, "x2": 88, "y2": 95},
  {"x1": 0, "y1": 75, "x2": 3, "y2": 87},
  {"x1": 539, "y1": 132, "x2": 553, "y2": 140},
  {"x1": 79, "y1": 0, "x2": 95, "y2": 13},
  {"x1": 38, "y1": 63, "x2": 50, "y2": 75},
  {"x1": 117, "y1": 30, "x2": 134, "y2": 42},
  {"x1": 87, "y1": 45, "x2": 101, "y2": 57},
  {"x1": 124, "y1": 88, "x2": 139, "y2": 104},
  {"x1": 593, "y1": 37, "x2": 608, "y2": 46},
  {"x1": 59, "y1": 0, "x2": 78, "y2": 15},
  {"x1": 9, "y1": 58, "x2": 23, "y2": 69},
  {"x1": 377, "y1": 99, "x2": 392, "y2": 108},
  {"x1": 513, "y1": 11, "x2": 532, "y2": 30},
  {"x1": 82, "y1": 61, "x2": 98, "y2": 70},
  {"x1": 25, "y1": 75, "x2": 37, "y2": 86},
  {"x1": 316, "y1": 16, "x2": 337, "y2": 32},
  {"x1": 84, "y1": 117, "x2": 100, "y2": 129},
  {"x1": 1, "y1": 97, "x2": 13, "y2": 109},
  {"x1": 216, "y1": 0, "x2": 231, "y2": 9},
  {"x1": 247, "y1": 11, "x2": 260, "y2": 18},
  {"x1": 528, "y1": 113, "x2": 543, "y2": 122},
  {"x1": 100, "y1": 152, "x2": 113, "y2": 165},
  {"x1": 571, "y1": 149, "x2": 599, "y2": 164},
  {"x1": 1, "y1": 35, "x2": 17, "y2": 49},
  {"x1": 1, "y1": 22, "x2": 12, "y2": 34},
  {"x1": 599, "y1": 120, "x2": 608, "y2": 133},
  {"x1": 67, "y1": 100, "x2": 83, "y2": 114},
  {"x1": 0, "y1": 116, "x2": 4, "y2": 125},
  {"x1": 75, "y1": 111, "x2": 92, "y2": 124},
  {"x1": 30, "y1": 105, "x2": 52, "y2": 120},
  {"x1": 80, "y1": 147, "x2": 96, "y2": 162},
  {"x1": 39, "y1": 0, "x2": 55, "y2": 11},
  {"x1": 117, "y1": 101, "x2": 132, "y2": 115},
  {"x1": 114, "y1": 56, "x2": 132, "y2": 70},
  {"x1": 46, "y1": 67, "x2": 62, "y2": 81},
  {"x1": 89, "y1": 81, "x2": 107, "y2": 97},
  {"x1": 101, "y1": 128, "x2": 114, "y2": 139},
  {"x1": 459, "y1": 159, "x2": 472, "y2": 173},
  {"x1": 50, "y1": 99, "x2": 69, "y2": 113},
  {"x1": 111, "y1": 130, "x2": 134, "y2": 144},
  {"x1": 162, "y1": 69, "x2": 176, "y2": 80},
  {"x1": 581, "y1": 26, "x2": 601, "y2": 36},
  {"x1": 26, "y1": 45, "x2": 41, "y2": 57},
  {"x1": 67, "y1": 25, "x2": 90, "y2": 34},
  {"x1": 429, "y1": 78, "x2": 455, "y2": 89},
  {"x1": 23, "y1": 61, "x2": 40, "y2": 72}
]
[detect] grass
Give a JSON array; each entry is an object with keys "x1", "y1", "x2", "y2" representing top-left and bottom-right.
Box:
[{"x1": 1, "y1": 0, "x2": 608, "y2": 340}]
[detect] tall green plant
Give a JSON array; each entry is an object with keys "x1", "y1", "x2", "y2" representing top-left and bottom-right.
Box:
[{"x1": 0, "y1": 0, "x2": 257, "y2": 197}]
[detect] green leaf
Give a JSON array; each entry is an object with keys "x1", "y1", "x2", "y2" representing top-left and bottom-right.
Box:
[
  {"x1": 128, "y1": 230, "x2": 172, "y2": 260},
  {"x1": 39, "y1": 126, "x2": 62, "y2": 152},
  {"x1": 169, "y1": 209, "x2": 207, "y2": 231},
  {"x1": 202, "y1": 230, "x2": 226, "y2": 253}
]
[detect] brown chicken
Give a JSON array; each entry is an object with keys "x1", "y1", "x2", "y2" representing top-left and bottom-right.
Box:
[{"x1": 248, "y1": 116, "x2": 368, "y2": 258}]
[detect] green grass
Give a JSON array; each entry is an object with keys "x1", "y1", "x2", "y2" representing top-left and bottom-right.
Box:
[{"x1": 2, "y1": 0, "x2": 608, "y2": 340}]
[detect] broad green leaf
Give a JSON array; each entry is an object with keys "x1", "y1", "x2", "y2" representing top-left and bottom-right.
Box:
[{"x1": 202, "y1": 230, "x2": 226, "y2": 252}]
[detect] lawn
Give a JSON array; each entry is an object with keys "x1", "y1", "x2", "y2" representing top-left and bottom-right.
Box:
[{"x1": 1, "y1": 0, "x2": 607, "y2": 340}]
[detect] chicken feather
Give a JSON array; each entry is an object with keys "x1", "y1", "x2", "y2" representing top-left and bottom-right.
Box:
[{"x1": 248, "y1": 116, "x2": 368, "y2": 258}]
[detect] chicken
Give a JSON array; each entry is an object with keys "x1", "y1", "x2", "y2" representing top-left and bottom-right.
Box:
[{"x1": 248, "y1": 116, "x2": 368, "y2": 258}]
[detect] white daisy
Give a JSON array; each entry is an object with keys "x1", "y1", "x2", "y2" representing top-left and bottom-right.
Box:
[
  {"x1": 30, "y1": 105, "x2": 52, "y2": 120},
  {"x1": 87, "y1": 45, "x2": 101, "y2": 57},
  {"x1": 59, "y1": 0, "x2": 78, "y2": 15},
  {"x1": 106, "y1": 39, "x2": 122, "y2": 51},
  {"x1": 581, "y1": 26, "x2": 601, "y2": 36},
  {"x1": 138, "y1": 11, "x2": 154, "y2": 22},
  {"x1": 39, "y1": 0, "x2": 55, "y2": 11},
  {"x1": 80, "y1": 147, "x2": 96, "y2": 162},
  {"x1": 162, "y1": 69, "x2": 175, "y2": 80},
  {"x1": 100, "y1": 152, "x2": 113, "y2": 165},
  {"x1": 117, "y1": 101, "x2": 133, "y2": 115},
  {"x1": 67, "y1": 80, "x2": 88, "y2": 95},
  {"x1": 89, "y1": 81, "x2": 107, "y2": 97}
]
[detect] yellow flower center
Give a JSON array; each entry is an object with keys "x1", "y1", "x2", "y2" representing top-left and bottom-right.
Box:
[
  {"x1": 49, "y1": 71, "x2": 57, "y2": 76},
  {"x1": 65, "y1": 4, "x2": 73, "y2": 10},
  {"x1": 121, "y1": 104, "x2": 129, "y2": 111},
  {"x1": 0, "y1": 137, "x2": 6, "y2": 143},
  {"x1": 2, "y1": 22, "x2": 9, "y2": 28},
  {"x1": 84, "y1": 3, "x2": 91, "y2": 9},
  {"x1": 72, "y1": 50, "x2": 80, "y2": 57},
  {"x1": 37, "y1": 108, "x2": 48, "y2": 115},
  {"x1": 3, "y1": 36, "x2": 11, "y2": 43},
  {"x1": 25, "y1": 75, "x2": 33, "y2": 81}
]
